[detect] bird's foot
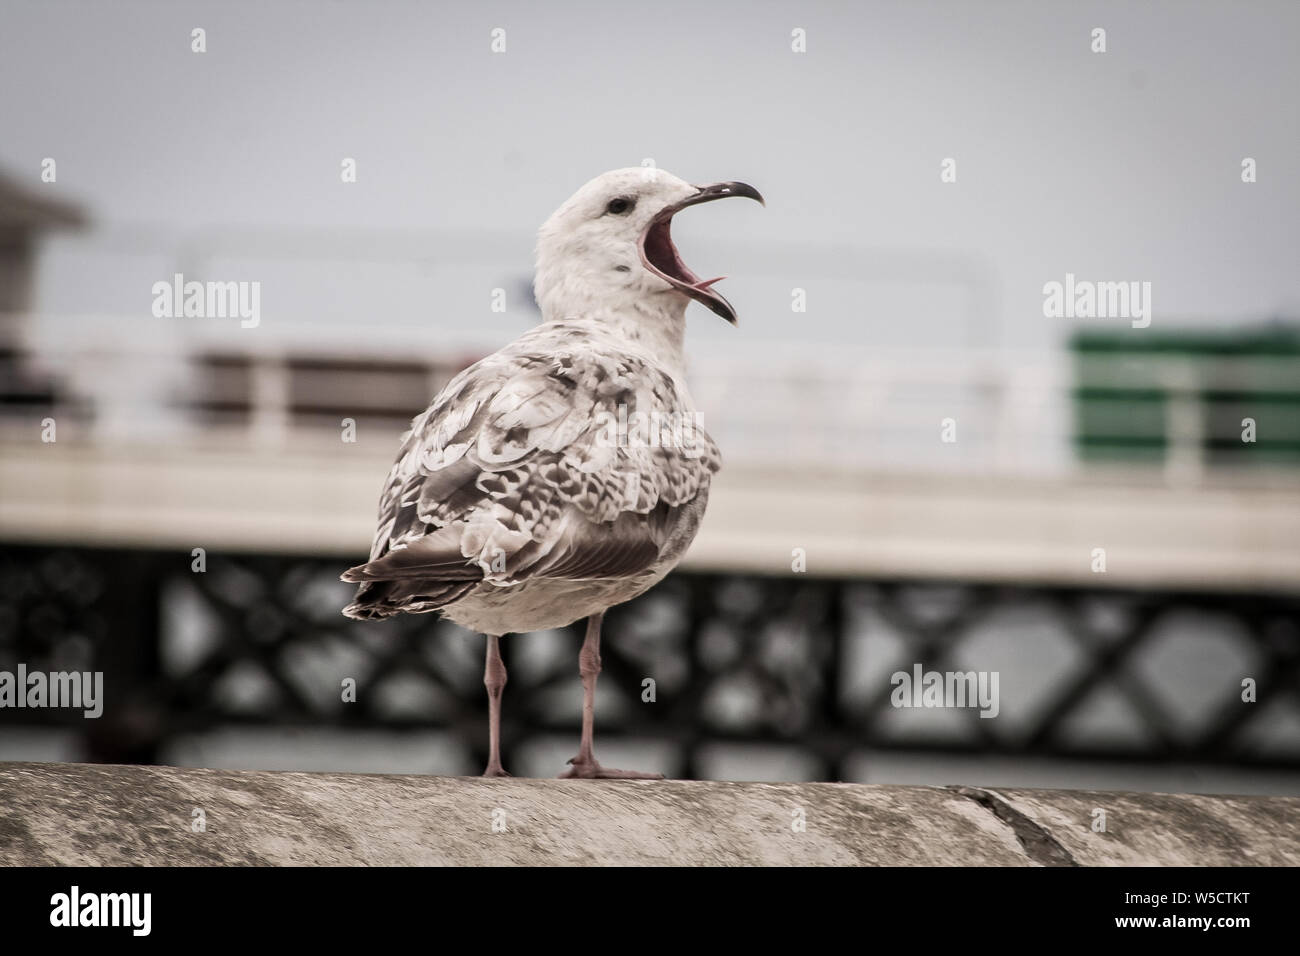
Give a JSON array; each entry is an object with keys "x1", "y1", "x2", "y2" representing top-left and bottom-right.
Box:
[
  {"x1": 560, "y1": 757, "x2": 664, "y2": 780},
  {"x1": 482, "y1": 763, "x2": 512, "y2": 778}
]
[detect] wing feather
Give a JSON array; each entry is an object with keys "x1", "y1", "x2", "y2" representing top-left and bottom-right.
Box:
[{"x1": 347, "y1": 324, "x2": 718, "y2": 603}]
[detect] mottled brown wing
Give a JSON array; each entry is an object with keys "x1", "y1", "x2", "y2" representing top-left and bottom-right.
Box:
[{"x1": 344, "y1": 329, "x2": 719, "y2": 593}]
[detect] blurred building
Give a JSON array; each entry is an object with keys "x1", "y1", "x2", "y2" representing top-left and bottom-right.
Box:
[{"x1": 0, "y1": 172, "x2": 84, "y2": 312}]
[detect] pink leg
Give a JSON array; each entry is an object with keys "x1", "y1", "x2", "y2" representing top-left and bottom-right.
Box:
[
  {"x1": 482, "y1": 635, "x2": 510, "y2": 777},
  {"x1": 560, "y1": 612, "x2": 664, "y2": 780}
]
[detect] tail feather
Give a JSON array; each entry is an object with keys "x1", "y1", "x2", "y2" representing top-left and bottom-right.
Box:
[{"x1": 342, "y1": 578, "x2": 478, "y2": 621}]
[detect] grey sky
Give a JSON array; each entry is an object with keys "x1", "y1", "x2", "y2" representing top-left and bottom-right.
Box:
[{"x1": 3, "y1": 0, "x2": 1298, "y2": 359}]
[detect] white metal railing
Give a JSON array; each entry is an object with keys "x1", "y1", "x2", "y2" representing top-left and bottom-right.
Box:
[
  {"x1": 688, "y1": 347, "x2": 1075, "y2": 474},
  {"x1": 4, "y1": 312, "x2": 1297, "y2": 482}
]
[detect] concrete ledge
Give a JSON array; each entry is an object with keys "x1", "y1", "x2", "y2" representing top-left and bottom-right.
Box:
[{"x1": 1, "y1": 762, "x2": 1296, "y2": 866}]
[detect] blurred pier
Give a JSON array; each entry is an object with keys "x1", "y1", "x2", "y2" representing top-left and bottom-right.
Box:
[{"x1": 2, "y1": 310, "x2": 1298, "y2": 791}]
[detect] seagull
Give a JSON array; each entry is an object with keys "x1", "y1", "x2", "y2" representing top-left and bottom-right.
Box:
[{"x1": 342, "y1": 168, "x2": 763, "y2": 778}]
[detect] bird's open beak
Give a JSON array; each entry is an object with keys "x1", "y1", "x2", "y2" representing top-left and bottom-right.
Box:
[{"x1": 638, "y1": 181, "x2": 764, "y2": 324}]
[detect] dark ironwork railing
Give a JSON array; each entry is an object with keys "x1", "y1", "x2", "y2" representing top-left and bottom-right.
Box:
[{"x1": 1, "y1": 543, "x2": 1297, "y2": 780}]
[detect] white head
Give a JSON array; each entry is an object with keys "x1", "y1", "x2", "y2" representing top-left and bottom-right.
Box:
[{"x1": 533, "y1": 167, "x2": 763, "y2": 327}]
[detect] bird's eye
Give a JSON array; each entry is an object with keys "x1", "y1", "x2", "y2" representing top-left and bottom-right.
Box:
[{"x1": 606, "y1": 197, "x2": 635, "y2": 215}]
